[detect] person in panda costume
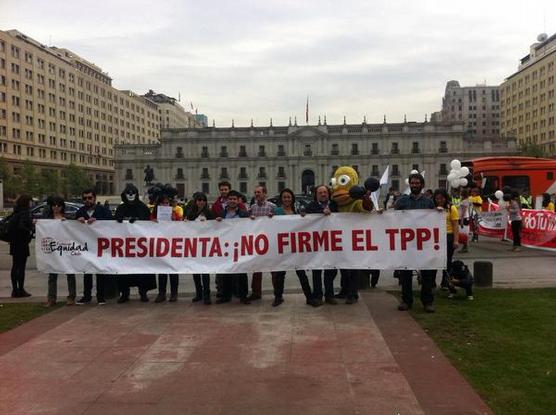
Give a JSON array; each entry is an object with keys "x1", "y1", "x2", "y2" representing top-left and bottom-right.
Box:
[{"x1": 114, "y1": 183, "x2": 157, "y2": 303}]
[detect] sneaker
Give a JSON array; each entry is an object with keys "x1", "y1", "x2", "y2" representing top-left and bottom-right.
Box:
[
  {"x1": 447, "y1": 293, "x2": 455, "y2": 299},
  {"x1": 467, "y1": 296, "x2": 474, "y2": 301},
  {"x1": 66, "y1": 297, "x2": 75, "y2": 306},
  {"x1": 155, "y1": 294, "x2": 167, "y2": 303},
  {"x1": 424, "y1": 304, "x2": 436, "y2": 313},
  {"x1": 20, "y1": 290, "x2": 32, "y2": 297},
  {"x1": 76, "y1": 297, "x2": 92, "y2": 305},
  {"x1": 325, "y1": 297, "x2": 338, "y2": 305},
  {"x1": 397, "y1": 302, "x2": 411, "y2": 311},
  {"x1": 97, "y1": 300, "x2": 107, "y2": 306},
  {"x1": 215, "y1": 297, "x2": 231, "y2": 304},
  {"x1": 191, "y1": 295, "x2": 202, "y2": 303}
]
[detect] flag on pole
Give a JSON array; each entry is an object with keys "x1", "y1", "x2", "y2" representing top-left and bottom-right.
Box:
[
  {"x1": 190, "y1": 101, "x2": 194, "y2": 110},
  {"x1": 305, "y1": 96, "x2": 309, "y2": 124},
  {"x1": 371, "y1": 165, "x2": 389, "y2": 209}
]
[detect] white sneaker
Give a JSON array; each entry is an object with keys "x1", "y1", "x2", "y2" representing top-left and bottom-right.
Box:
[
  {"x1": 447, "y1": 293, "x2": 454, "y2": 299},
  {"x1": 467, "y1": 296, "x2": 474, "y2": 301}
]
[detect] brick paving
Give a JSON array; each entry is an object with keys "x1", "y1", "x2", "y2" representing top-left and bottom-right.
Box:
[{"x1": 0, "y1": 290, "x2": 492, "y2": 415}]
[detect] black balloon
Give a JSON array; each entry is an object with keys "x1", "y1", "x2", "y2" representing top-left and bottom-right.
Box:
[
  {"x1": 503, "y1": 193, "x2": 511, "y2": 201},
  {"x1": 349, "y1": 185, "x2": 366, "y2": 200},
  {"x1": 364, "y1": 177, "x2": 380, "y2": 192}
]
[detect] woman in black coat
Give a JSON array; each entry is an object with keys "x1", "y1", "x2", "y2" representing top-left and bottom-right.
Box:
[{"x1": 9, "y1": 194, "x2": 34, "y2": 298}]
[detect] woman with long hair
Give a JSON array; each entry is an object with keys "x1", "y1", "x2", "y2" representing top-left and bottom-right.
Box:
[
  {"x1": 433, "y1": 189, "x2": 459, "y2": 288},
  {"x1": 272, "y1": 188, "x2": 321, "y2": 307},
  {"x1": 9, "y1": 194, "x2": 34, "y2": 298},
  {"x1": 43, "y1": 195, "x2": 77, "y2": 306},
  {"x1": 185, "y1": 192, "x2": 215, "y2": 305}
]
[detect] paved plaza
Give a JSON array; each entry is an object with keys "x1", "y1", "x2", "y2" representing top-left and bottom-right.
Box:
[{"x1": 0, "y1": 237, "x2": 554, "y2": 414}]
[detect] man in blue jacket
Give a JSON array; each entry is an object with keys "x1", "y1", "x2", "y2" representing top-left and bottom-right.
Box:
[{"x1": 75, "y1": 188, "x2": 113, "y2": 305}]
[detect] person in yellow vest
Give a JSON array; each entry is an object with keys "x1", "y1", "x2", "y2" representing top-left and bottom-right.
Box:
[
  {"x1": 520, "y1": 190, "x2": 532, "y2": 209},
  {"x1": 542, "y1": 193, "x2": 555, "y2": 212},
  {"x1": 434, "y1": 189, "x2": 459, "y2": 289}
]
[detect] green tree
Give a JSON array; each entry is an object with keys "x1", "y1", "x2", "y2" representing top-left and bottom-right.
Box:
[
  {"x1": 520, "y1": 143, "x2": 544, "y2": 158},
  {"x1": 20, "y1": 160, "x2": 41, "y2": 197},
  {"x1": 64, "y1": 163, "x2": 93, "y2": 197}
]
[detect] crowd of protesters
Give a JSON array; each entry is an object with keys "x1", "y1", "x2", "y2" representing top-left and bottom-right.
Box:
[{"x1": 5, "y1": 175, "x2": 556, "y2": 313}]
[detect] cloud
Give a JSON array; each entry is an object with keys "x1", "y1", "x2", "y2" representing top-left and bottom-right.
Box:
[{"x1": 2, "y1": 0, "x2": 555, "y2": 126}]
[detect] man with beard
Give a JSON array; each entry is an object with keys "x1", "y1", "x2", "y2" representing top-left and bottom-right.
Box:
[
  {"x1": 75, "y1": 188, "x2": 113, "y2": 305},
  {"x1": 115, "y1": 184, "x2": 157, "y2": 303},
  {"x1": 394, "y1": 173, "x2": 438, "y2": 313}
]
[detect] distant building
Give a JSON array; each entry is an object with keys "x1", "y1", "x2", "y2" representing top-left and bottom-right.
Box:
[
  {"x1": 500, "y1": 33, "x2": 556, "y2": 154},
  {"x1": 441, "y1": 80, "x2": 501, "y2": 141},
  {"x1": 114, "y1": 119, "x2": 517, "y2": 200},
  {"x1": 142, "y1": 90, "x2": 200, "y2": 129},
  {"x1": 0, "y1": 29, "x2": 160, "y2": 194}
]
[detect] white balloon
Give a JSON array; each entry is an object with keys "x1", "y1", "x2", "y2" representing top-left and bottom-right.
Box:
[
  {"x1": 405, "y1": 178, "x2": 409, "y2": 185},
  {"x1": 494, "y1": 190, "x2": 504, "y2": 200},
  {"x1": 459, "y1": 178, "x2": 468, "y2": 187},
  {"x1": 460, "y1": 166, "x2": 470, "y2": 176},
  {"x1": 450, "y1": 159, "x2": 461, "y2": 170},
  {"x1": 450, "y1": 179, "x2": 460, "y2": 188},
  {"x1": 447, "y1": 173, "x2": 457, "y2": 181},
  {"x1": 410, "y1": 169, "x2": 419, "y2": 175}
]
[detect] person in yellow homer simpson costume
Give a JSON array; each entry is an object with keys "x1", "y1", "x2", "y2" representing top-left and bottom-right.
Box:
[{"x1": 330, "y1": 166, "x2": 381, "y2": 304}]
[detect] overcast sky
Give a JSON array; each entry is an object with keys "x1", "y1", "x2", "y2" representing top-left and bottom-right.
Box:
[{"x1": 1, "y1": 0, "x2": 555, "y2": 126}]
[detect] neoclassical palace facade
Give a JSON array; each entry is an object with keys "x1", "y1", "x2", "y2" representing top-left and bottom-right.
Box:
[{"x1": 114, "y1": 120, "x2": 518, "y2": 199}]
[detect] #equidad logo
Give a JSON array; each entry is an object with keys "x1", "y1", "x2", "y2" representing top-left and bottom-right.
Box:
[{"x1": 41, "y1": 237, "x2": 89, "y2": 256}]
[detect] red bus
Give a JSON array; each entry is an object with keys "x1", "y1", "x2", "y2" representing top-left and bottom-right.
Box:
[{"x1": 462, "y1": 156, "x2": 556, "y2": 198}]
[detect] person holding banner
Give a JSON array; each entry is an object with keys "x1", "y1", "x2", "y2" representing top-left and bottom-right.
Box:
[
  {"x1": 151, "y1": 185, "x2": 181, "y2": 303},
  {"x1": 305, "y1": 185, "x2": 338, "y2": 305},
  {"x1": 215, "y1": 190, "x2": 251, "y2": 305},
  {"x1": 395, "y1": 173, "x2": 438, "y2": 313},
  {"x1": 434, "y1": 189, "x2": 459, "y2": 288},
  {"x1": 272, "y1": 188, "x2": 321, "y2": 307},
  {"x1": 248, "y1": 185, "x2": 277, "y2": 301},
  {"x1": 43, "y1": 196, "x2": 77, "y2": 307},
  {"x1": 509, "y1": 191, "x2": 523, "y2": 252},
  {"x1": 185, "y1": 192, "x2": 215, "y2": 305},
  {"x1": 75, "y1": 189, "x2": 113, "y2": 305},
  {"x1": 115, "y1": 184, "x2": 157, "y2": 303}
]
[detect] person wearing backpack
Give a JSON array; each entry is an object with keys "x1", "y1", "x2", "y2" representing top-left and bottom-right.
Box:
[{"x1": 9, "y1": 194, "x2": 34, "y2": 298}]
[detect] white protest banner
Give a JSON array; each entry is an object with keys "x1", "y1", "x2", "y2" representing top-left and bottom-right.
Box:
[
  {"x1": 477, "y1": 209, "x2": 508, "y2": 238},
  {"x1": 35, "y1": 211, "x2": 446, "y2": 274}
]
